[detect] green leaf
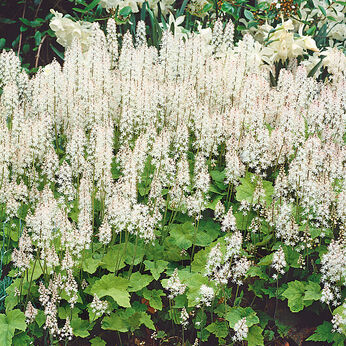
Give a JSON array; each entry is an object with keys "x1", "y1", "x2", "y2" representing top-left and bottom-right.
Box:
[
  {"x1": 139, "y1": 312, "x2": 155, "y2": 330},
  {"x1": 82, "y1": 251, "x2": 101, "y2": 274},
  {"x1": 206, "y1": 195, "x2": 223, "y2": 209},
  {"x1": 202, "y1": 3, "x2": 213, "y2": 12},
  {"x1": 90, "y1": 337, "x2": 106, "y2": 346},
  {"x1": 282, "y1": 281, "x2": 306, "y2": 312},
  {"x1": 90, "y1": 274, "x2": 130, "y2": 307},
  {"x1": 236, "y1": 174, "x2": 255, "y2": 202},
  {"x1": 119, "y1": 6, "x2": 132, "y2": 17},
  {"x1": 124, "y1": 242, "x2": 145, "y2": 265},
  {"x1": 12, "y1": 332, "x2": 33, "y2": 346},
  {"x1": 225, "y1": 307, "x2": 259, "y2": 329},
  {"x1": 244, "y1": 10, "x2": 254, "y2": 21},
  {"x1": 50, "y1": 44, "x2": 64, "y2": 60},
  {"x1": 35, "y1": 310, "x2": 45, "y2": 328},
  {"x1": 247, "y1": 266, "x2": 269, "y2": 280},
  {"x1": 163, "y1": 237, "x2": 183, "y2": 261},
  {"x1": 102, "y1": 312, "x2": 128, "y2": 333},
  {"x1": 307, "y1": 58, "x2": 323, "y2": 78},
  {"x1": 71, "y1": 316, "x2": 90, "y2": 338},
  {"x1": 210, "y1": 170, "x2": 226, "y2": 183},
  {"x1": 246, "y1": 325, "x2": 264, "y2": 346},
  {"x1": 177, "y1": 0, "x2": 189, "y2": 17},
  {"x1": 206, "y1": 320, "x2": 229, "y2": 338},
  {"x1": 304, "y1": 281, "x2": 321, "y2": 302},
  {"x1": 258, "y1": 253, "x2": 273, "y2": 266},
  {"x1": 142, "y1": 288, "x2": 165, "y2": 311},
  {"x1": 221, "y1": 3, "x2": 234, "y2": 14},
  {"x1": 128, "y1": 272, "x2": 153, "y2": 292},
  {"x1": 0, "y1": 310, "x2": 26, "y2": 346},
  {"x1": 198, "y1": 220, "x2": 221, "y2": 245},
  {"x1": 101, "y1": 244, "x2": 126, "y2": 272},
  {"x1": 0, "y1": 38, "x2": 6, "y2": 50},
  {"x1": 84, "y1": 0, "x2": 100, "y2": 12},
  {"x1": 169, "y1": 222, "x2": 194, "y2": 249},
  {"x1": 275, "y1": 320, "x2": 291, "y2": 338},
  {"x1": 283, "y1": 246, "x2": 300, "y2": 269},
  {"x1": 34, "y1": 31, "x2": 42, "y2": 46},
  {"x1": 144, "y1": 260, "x2": 168, "y2": 280},
  {"x1": 306, "y1": 321, "x2": 334, "y2": 342},
  {"x1": 169, "y1": 220, "x2": 220, "y2": 250},
  {"x1": 318, "y1": 5, "x2": 327, "y2": 16},
  {"x1": 180, "y1": 271, "x2": 209, "y2": 307}
]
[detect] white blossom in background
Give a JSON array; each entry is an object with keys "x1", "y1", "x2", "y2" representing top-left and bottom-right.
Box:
[
  {"x1": 145, "y1": 0, "x2": 175, "y2": 16},
  {"x1": 50, "y1": 10, "x2": 93, "y2": 51},
  {"x1": 100, "y1": 0, "x2": 142, "y2": 12},
  {"x1": 187, "y1": 0, "x2": 209, "y2": 18},
  {"x1": 310, "y1": 0, "x2": 346, "y2": 43},
  {"x1": 262, "y1": 19, "x2": 319, "y2": 63},
  {"x1": 205, "y1": 244, "x2": 223, "y2": 277},
  {"x1": 321, "y1": 47, "x2": 346, "y2": 82},
  {"x1": 98, "y1": 219, "x2": 112, "y2": 244}
]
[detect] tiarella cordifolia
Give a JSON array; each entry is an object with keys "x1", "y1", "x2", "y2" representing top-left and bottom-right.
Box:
[{"x1": 1, "y1": 16, "x2": 345, "y2": 343}]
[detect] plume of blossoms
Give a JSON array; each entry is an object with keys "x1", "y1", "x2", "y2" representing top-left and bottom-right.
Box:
[
  {"x1": 221, "y1": 207, "x2": 237, "y2": 232},
  {"x1": 11, "y1": 228, "x2": 33, "y2": 273},
  {"x1": 332, "y1": 312, "x2": 346, "y2": 334},
  {"x1": 180, "y1": 307, "x2": 189, "y2": 329},
  {"x1": 58, "y1": 317, "x2": 73, "y2": 341},
  {"x1": 214, "y1": 200, "x2": 225, "y2": 221},
  {"x1": 196, "y1": 284, "x2": 215, "y2": 307},
  {"x1": 232, "y1": 317, "x2": 249, "y2": 342},
  {"x1": 271, "y1": 246, "x2": 286, "y2": 279},
  {"x1": 39, "y1": 274, "x2": 62, "y2": 337},
  {"x1": 25, "y1": 302, "x2": 38, "y2": 324},
  {"x1": 319, "y1": 239, "x2": 345, "y2": 307},
  {"x1": 166, "y1": 268, "x2": 186, "y2": 299},
  {"x1": 90, "y1": 295, "x2": 109, "y2": 318},
  {"x1": 205, "y1": 234, "x2": 249, "y2": 286},
  {"x1": 320, "y1": 239, "x2": 346, "y2": 286}
]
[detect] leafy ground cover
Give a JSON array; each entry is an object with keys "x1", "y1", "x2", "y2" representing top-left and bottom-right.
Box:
[{"x1": 0, "y1": 1, "x2": 345, "y2": 345}]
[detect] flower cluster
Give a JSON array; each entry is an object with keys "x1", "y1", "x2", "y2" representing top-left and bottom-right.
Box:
[
  {"x1": 90, "y1": 295, "x2": 109, "y2": 318},
  {"x1": 49, "y1": 10, "x2": 94, "y2": 51},
  {"x1": 166, "y1": 268, "x2": 186, "y2": 299},
  {"x1": 262, "y1": 19, "x2": 319, "y2": 63},
  {"x1": 271, "y1": 246, "x2": 286, "y2": 279},
  {"x1": 232, "y1": 317, "x2": 248, "y2": 342}
]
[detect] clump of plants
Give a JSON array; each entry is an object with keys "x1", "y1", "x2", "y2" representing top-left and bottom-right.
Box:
[{"x1": 0, "y1": 9, "x2": 345, "y2": 346}]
